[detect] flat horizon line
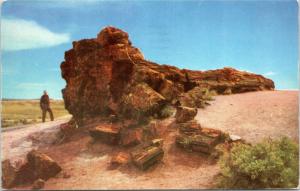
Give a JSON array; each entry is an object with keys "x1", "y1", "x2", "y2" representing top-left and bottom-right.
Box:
[{"x1": 1, "y1": 98, "x2": 64, "y2": 101}]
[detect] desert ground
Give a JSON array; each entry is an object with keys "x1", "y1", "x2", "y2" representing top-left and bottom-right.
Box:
[{"x1": 1, "y1": 90, "x2": 298, "y2": 189}]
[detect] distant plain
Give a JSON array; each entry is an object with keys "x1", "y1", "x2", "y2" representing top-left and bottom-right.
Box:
[{"x1": 1, "y1": 100, "x2": 69, "y2": 127}]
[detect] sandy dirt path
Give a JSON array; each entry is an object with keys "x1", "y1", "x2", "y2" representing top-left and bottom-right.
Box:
[
  {"x1": 196, "y1": 90, "x2": 298, "y2": 144},
  {"x1": 1, "y1": 115, "x2": 71, "y2": 161},
  {"x1": 2, "y1": 91, "x2": 298, "y2": 189}
]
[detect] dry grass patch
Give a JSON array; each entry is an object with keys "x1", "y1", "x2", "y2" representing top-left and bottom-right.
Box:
[{"x1": 1, "y1": 100, "x2": 69, "y2": 127}]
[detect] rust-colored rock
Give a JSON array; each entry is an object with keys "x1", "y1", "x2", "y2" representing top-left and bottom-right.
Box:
[
  {"x1": 60, "y1": 26, "x2": 275, "y2": 123},
  {"x1": 176, "y1": 133, "x2": 219, "y2": 154},
  {"x1": 178, "y1": 120, "x2": 202, "y2": 135},
  {"x1": 131, "y1": 145, "x2": 164, "y2": 170},
  {"x1": 110, "y1": 152, "x2": 131, "y2": 167},
  {"x1": 178, "y1": 87, "x2": 213, "y2": 108},
  {"x1": 2, "y1": 151, "x2": 61, "y2": 188},
  {"x1": 120, "y1": 83, "x2": 166, "y2": 121},
  {"x1": 2, "y1": 159, "x2": 19, "y2": 188},
  {"x1": 175, "y1": 106, "x2": 198, "y2": 123},
  {"x1": 89, "y1": 124, "x2": 121, "y2": 144},
  {"x1": 27, "y1": 150, "x2": 62, "y2": 181},
  {"x1": 183, "y1": 67, "x2": 275, "y2": 94},
  {"x1": 175, "y1": 122, "x2": 229, "y2": 154},
  {"x1": 200, "y1": 127, "x2": 224, "y2": 140}
]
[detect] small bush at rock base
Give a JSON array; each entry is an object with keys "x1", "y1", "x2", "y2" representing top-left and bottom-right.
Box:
[
  {"x1": 217, "y1": 137, "x2": 299, "y2": 189},
  {"x1": 158, "y1": 105, "x2": 175, "y2": 119}
]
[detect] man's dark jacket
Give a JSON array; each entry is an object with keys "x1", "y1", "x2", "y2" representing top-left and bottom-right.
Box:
[{"x1": 40, "y1": 94, "x2": 50, "y2": 109}]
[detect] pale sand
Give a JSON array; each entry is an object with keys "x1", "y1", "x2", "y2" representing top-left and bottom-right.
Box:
[{"x1": 196, "y1": 90, "x2": 298, "y2": 143}]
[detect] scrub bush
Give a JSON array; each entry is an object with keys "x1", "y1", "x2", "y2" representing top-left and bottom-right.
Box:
[{"x1": 217, "y1": 137, "x2": 299, "y2": 189}]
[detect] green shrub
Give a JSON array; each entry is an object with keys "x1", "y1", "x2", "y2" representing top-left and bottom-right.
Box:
[
  {"x1": 158, "y1": 105, "x2": 175, "y2": 119},
  {"x1": 217, "y1": 137, "x2": 299, "y2": 189}
]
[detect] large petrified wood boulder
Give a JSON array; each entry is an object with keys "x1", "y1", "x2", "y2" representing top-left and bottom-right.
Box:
[
  {"x1": 2, "y1": 151, "x2": 62, "y2": 188},
  {"x1": 60, "y1": 26, "x2": 275, "y2": 123}
]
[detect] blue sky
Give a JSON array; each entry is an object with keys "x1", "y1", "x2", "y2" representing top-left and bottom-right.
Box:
[{"x1": 1, "y1": 0, "x2": 298, "y2": 99}]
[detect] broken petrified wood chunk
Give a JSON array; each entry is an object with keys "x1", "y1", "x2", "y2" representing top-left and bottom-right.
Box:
[
  {"x1": 110, "y1": 152, "x2": 131, "y2": 167},
  {"x1": 2, "y1": 159, "x2": 19, "y2": 188},
  {"x1": 89, "y1": 124, "x2": 120, "y2": 144},
  {"x1": 120, "y1": 83, "x2": 166, "y2": 120},
  {"x1": 2, "y1": 158, "x2": 35, "y2": 188},
  {"x1": 131, "y1": 145, "x2": 164, "y2": 170},
  {"x1": 200, "y1": 127, "x2": 230, "y2": 143},
  {"x1": 176, "y1": 133, "x2": 220, "y2": 154},
  {"x1": 175, "y1": 106, "x2": 197, "y2": 123},
  {"x1": 178, "y1": 120, "x2": 202, "y2": 135},
  {"x1": 2, "y1": 151, "x2": 62, "y2": 188},
  {"x1": 200, "y1": 127, "x2": 223, "y2": 139},
  {"x1": 27, "y1": 150, "x2": 62, "y2": 181}
]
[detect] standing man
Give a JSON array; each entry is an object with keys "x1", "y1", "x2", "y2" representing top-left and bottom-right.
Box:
[{"x1": 40, "y1": 90, "x2": 54, "y2": 122}]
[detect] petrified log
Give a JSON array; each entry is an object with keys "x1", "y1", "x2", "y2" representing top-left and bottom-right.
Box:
[
  {"x1": 176, "y1": 134, "x2": 219, "y2": 154},
  {"x1": 183, "y1": 67, "x2": 275, "y2": 94},
  {"x1": 131, "y1": 145, "x2": 164, "y2": 170},
  {"x1": 200, "y1": 127, "x2": 224, "y2": 140},
  {"x1": 89, "y1": 124, "x2": 120, "y2": 144},
  {"x1": 175, "y1": 106, "x2": 198, "y2": 123},
  {"x1": 60, "y1": 26, "x2": 275, "y2": 123},
  {"x1": 178, "y1": 120, "x2": 202, "y2": 135}
]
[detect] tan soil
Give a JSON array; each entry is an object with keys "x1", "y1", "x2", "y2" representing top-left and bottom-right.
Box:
[
  {"x1": 196, "y1": 90, "x2": 299, "y2": 143},
  {"x1": 2, "y1": 90, "x2": 298, "y2": 189}
]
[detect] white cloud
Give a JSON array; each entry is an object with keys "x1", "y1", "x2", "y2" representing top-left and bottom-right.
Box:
[
  {"x1": 263, "y1": 71, "x2": 277, "y2": 76},
  {"x1": 1, "y1": 18, "x2": 71, "y2": 51}
]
